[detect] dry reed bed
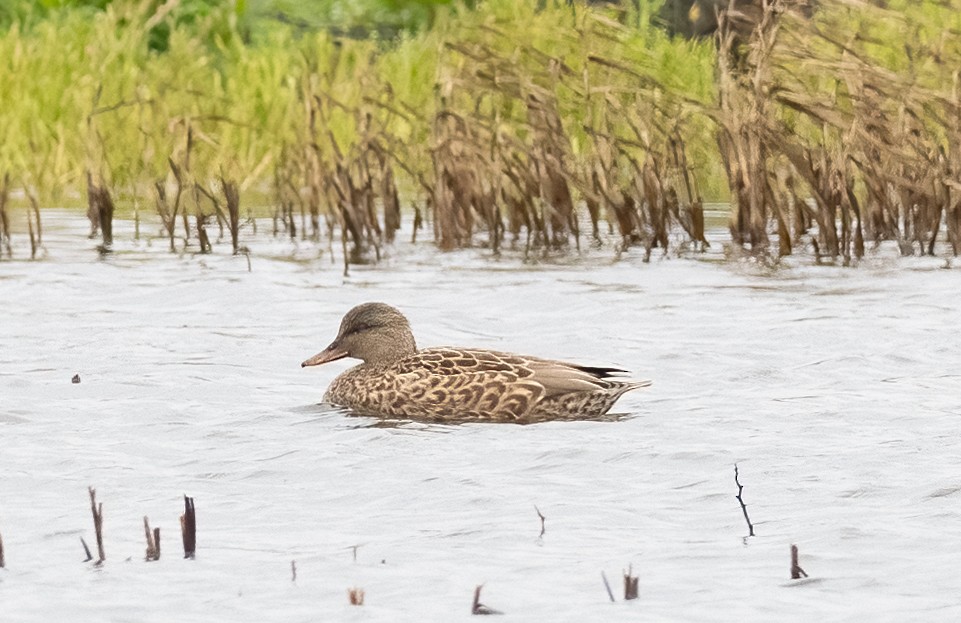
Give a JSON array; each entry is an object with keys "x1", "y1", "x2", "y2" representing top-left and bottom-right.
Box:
[
  {"x1": 1, "y1": 1, "x2": 959, "y2": 265},
  {"x1": 265, "y1": 11, "x2": 712, "y2": 265},
  {"x1": 715, "y1": 0, "x2": 961, "y2": 262}
]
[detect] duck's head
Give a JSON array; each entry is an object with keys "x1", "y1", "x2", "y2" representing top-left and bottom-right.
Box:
[{"x1": 301, "y1": 302, "x2": 417, "y2": 368}]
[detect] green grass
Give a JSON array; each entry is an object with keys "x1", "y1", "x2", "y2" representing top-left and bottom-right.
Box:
[{"x1": 0, "y1": 0, "x2": 721, "y2": 214}]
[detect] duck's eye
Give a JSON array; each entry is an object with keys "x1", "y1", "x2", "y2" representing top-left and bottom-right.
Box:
[{"x1": 349, "y1": 323, "x2": 371, "y2": 335}]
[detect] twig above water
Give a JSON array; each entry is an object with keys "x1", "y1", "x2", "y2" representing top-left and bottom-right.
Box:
[
  {"x1": 734, "y1": 464, "x2": 755, "y2": 537},
  {"x1": 534, "y1": 505, "x2": 546, "y2": 538},
  {"x1": 80, "y1": 537, "x2": 93, "y2": 562},
  {"x1": 601, "y1": 571, "x2": 616, "y2": 603}
]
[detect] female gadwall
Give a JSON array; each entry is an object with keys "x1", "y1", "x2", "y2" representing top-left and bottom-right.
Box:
[{"x1": 302, "y1": 302, "x2": 650, "y2": 422}]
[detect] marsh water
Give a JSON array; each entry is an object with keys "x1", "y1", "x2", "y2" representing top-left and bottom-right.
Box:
[{"x1": 2, "y1": 211, "x2": 960, "y2": 621}]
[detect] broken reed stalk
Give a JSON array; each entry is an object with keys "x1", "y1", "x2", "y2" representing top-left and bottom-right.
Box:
[
  {"x1": 348, "y1": 587, "x2": 365, "y2": 606},
  {"x1": 600, "y1": 571, "x2": 616, "y2": 603},
  {"x1": 734, "y1": 464, "x2": 755, "y2": 537},
  {"x1": 180, "y1": 495, "x2": 196, "y2": 559},
  {"x1": 26, "y1": 190, "x2": 42, "y2": 259},
  {"x1": 144, "y1": 516, "x2": 160, "y2": 561},
  {"x1": 27, "y1": 210, "x2": 36, "y2": 259},
  {"x1": 471, "y1": 584, "x2": 502, "y2": 615},
  {"x1": 87, "y1": 487, "x2": 105, "y2": 563},
  {"x1": 156, "y1": 156, "x2": 187, "y2": 252},
  {"x1": 0, "y1": 528, "x2": 5, "y2": 568},
  {"x1": 29, "y1": 191, "x2": 42, "y2": 249},
  {"x1": 534, "y1": 505, "x2": 546, "y2": 538},
  {"x1": 221, "y1": 177, "x2": 241, "y2": 254},
  {"x1": 195, "y1": 209, "x2": 212, "y2": 254},
  {"x1": 291, "y1": 560, "x2": 297, "y2": 582},
  {"x1": 85, "y1": 170, "x2": 100, "y2": 238},
  {"x1": 623, "y1": 564, "x2": 639, "y2": 600},
  {"x1": 0, "y1": 172, "x2": 10, "y2": 258},
  {"x1": 790, "y1": 544, "x2": 808, "y2": 579},
  {"x1": 86, "y1": 171, "x2": 114, "y2": 251}
]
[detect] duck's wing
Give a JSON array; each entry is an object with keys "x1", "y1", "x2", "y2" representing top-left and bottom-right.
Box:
[
  {"x1": 377, "y1": 348, "x2": 647, "y2": 421},
  {"x1": 401, "y1": 348, "x2": 639, "y2": 398},
  {"x1": 524, "y1": 358, "x2": 634, "y2": 397}
]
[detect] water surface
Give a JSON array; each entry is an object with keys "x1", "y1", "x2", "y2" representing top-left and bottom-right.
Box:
[{"x1": 1, "y1": 213, "x2": 960, "y2": 621}]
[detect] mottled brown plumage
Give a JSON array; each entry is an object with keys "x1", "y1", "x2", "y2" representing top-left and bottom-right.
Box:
[{"x1": 302, "y1": 302, "x2": 650, "y2": 423}]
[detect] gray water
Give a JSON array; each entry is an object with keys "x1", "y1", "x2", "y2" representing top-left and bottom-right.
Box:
[{"x1": 1, "y1": 212, "x2": 960, "y2": 621}]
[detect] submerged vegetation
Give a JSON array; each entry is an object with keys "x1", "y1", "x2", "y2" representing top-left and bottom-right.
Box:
[{"x1": 0, "y1": 0, "x2": 959, "y2": 265}]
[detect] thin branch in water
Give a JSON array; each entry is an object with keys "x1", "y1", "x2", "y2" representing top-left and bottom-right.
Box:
[
  {"x1": 601, "y1": 571, "x2": 616, "y2": 603},
  {"x1": 80, "y1": 537, "x2": 93, "y2": 562},
  {"x1": 790, "y1": 544, "x2": 808, "y2": 579},
  {"x1": 534, "y1": 505, "x2": 546, "y2": 538},
  {"x1": 0, "y1": 527, "x2": 5, "y2": 568},
  {"x1": 734, "y1": 464, "x2": 755, "y2": 537},
  {"x1": 291, "y1": 560, "x2": 297, "y2": 582},
  {"x1": 471, "y1": 584, "x2": 502, "y2": 615}
]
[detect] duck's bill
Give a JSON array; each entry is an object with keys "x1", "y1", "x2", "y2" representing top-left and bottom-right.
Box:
[{"x1": 301, "y1": 343, "x2": 348, "y2": 367}]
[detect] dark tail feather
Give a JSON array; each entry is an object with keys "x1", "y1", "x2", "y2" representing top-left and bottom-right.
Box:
[{"x1": 574, "y1": 365, "x2": 631, "y2": 379}]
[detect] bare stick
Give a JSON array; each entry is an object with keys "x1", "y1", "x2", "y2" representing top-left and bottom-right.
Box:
[
  {"x1": 534, "y1": 505, "x2": 545, "y2": 538},
  {"x1": 471, "y1": 584, "x2": 502, "y2": 615},
  {"x1": 221, "y1": 176, "x2": 241, "y2": 255},
  {"x1": 80, "y1": 537, "x2": 93, "y2": 562},
  {"x1": 27, "y1": 207, "x2": 37, "y2": 259},
  {"x1": 623, "y1": 564, "x2": 639, "y2": 600},
  {"x1": 291, "y1": 560, "x2": 297, "y2": 582},
  {"x1": 88, "y1": 487, "x2": 105, "y2": 563},
  {"x1": 348, "y1": 587, "x2": 365, "y2": 606},
  {"x1": 734, "y1": 464, "x2": 755, "y2": 537},
  {"x1": 180, "y1": 495, "x2": 196, "y2": 559},
  {"x1": 27, "y1": 190, "x2": 42, "y2": 252},
  {"x1": 144, "y1": 516, "x2": 160, "y2": 561},
  {"x1": 601, "y1": 571, "x2": 616, "y2": 603},
  {"x1": 790, "y1": 544, "x2": 808, "y2": 579},
  {"x1": 0, "y1": 172, "x2": 11, "y2": 258},
  {"x1": 0, "y1": 528, "x2": 5, "y2": 568}
]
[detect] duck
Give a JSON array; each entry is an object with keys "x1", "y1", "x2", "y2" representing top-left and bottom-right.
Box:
[{"x1": 301, "y1": 302, "x2": 650, "y2": 423}]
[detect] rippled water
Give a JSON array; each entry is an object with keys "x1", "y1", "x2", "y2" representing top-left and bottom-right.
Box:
[{"x1": 2, "y1": 212, "x2": 960, "y2": 621}]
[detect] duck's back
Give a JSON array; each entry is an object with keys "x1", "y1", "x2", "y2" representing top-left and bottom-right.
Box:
[{"x1": 325, "y1": 347, "x2": 647, "y2": 422}]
